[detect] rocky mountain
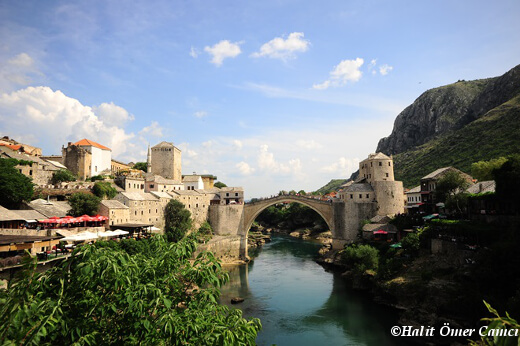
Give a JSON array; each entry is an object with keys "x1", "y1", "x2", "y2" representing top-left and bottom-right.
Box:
[
  {"x1": 375, "y1": 64, "x2": 520, "y2": 187},
  {"x1": 377, "y1": 64, "x2": 520, "y2": 155}
]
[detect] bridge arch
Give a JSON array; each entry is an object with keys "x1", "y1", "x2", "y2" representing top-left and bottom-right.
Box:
[{"x1": 243, "y1": 196, "x2": 335, "y2": 237}]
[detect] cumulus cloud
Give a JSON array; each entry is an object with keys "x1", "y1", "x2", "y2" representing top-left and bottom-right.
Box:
[
  {"x1": 251, "y1": 32, "x2": 310, "y2": 60},
  {"x1": 93, "y1": 102, "x2": 134, "y2": 127},
  {"x1": 313, "y1": 58, "x2": 364, "y2": 90},
  {"x1": 257, "y1": 144, "x2": 302, "y2": 176},
  {"x1": 138, "y1": 120, "x2": 164, "y2": 138},
  {"x1": 204, "y1": 40, "x2": 242, "y2": 66},
  {"x1": 379, "y1": 64, "x2": 393, "y2": 75},
  {"x1": 236, "y1": 161, "x2": 254, "y2": 175},
  {"x1": 194, "y1": 111, "x2": 208, "y2": 118},
  {"x1": 8, "y1": 53, "x2": 34, "y2": 67},
  {"x1": 233, "y1": 139, "x2": 243, "y2": 150},
  {"x1": 0, "y1": 86, "x2": 138, "y2": 160},
  {"x1": 321, "y1": 157, "x2": 360, "y2": 174}
]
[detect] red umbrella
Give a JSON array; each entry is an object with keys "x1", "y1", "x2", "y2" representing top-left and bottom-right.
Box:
[{"x1": 373, "y1": 230, "x2": 388, "y2": 235}]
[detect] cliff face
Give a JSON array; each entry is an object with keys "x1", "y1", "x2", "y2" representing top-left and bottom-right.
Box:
[{"x1": 377, "y1": 64, "x2": 520, "y2": 155}]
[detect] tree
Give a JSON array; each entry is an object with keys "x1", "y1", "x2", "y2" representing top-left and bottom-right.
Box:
[
  {"x1": 297, "y1": 190, "x2": 306, "y2": 195},
  {"x1": 214, "y1": 181, "x2": 227, "y2": 188},
  {"x1": 0, "y1": 158, "x2": 34, "y2": 208},
  {"x1": 51, "y1": 169, "x2": 77, "y2": 184},
  {"x1": 0, "y1": 235, "x2": 261, "y2": 345},
  {"x1": 133, "y1": 162, "x2": 147, "y2": 172},
  {"x1": 92, "y1": 181, "x2": 118, "y2": 199},
  {"x1": 471, "y1": 157, "x2": 507, "y2": 181},
  {"x1": 68, "y1": 192, "x2": 101, "y2": 216},
  {"x1": 434, "y1": 170, "x2": 471, "y2": 214},
  {"x1": 164, "y1": 199, "x2": 192, "y2": 242},
  {"x1": 341, "y1": 244, "x2": 379, "y2": 275},
  {"x1": 493, "y1": 154, "x2": 520, "y2": 212}
]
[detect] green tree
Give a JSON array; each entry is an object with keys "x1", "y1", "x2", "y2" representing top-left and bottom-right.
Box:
[
  {"x1": 0, "y1": 235, "x2": 261, "y2": 345},
  {"x1": 68, "y1": 192, "x2": 101, "y2": 216},
  {"x1": 471, "y1": 157, "x2": 507, "y2": 181},
  {"x1": 341, "y1": 244, "x2": 379, "y2": 275},
  {"x1": 493, "y1": 154, "x2": 520, "y2": 212},
  {"x1": 133, "y1": 162, "x2": 147, "y2": 172},
  {"x1": 297, "y1": 190, "x2": 306, "y2": 195},
  {"x1": 214, "y1": 181, "x2": 227, "y2": 188},
  {"x1": 51, "y1": 169, "x2": 77, "y2": 184},
  {"x1": 164, "y1": 199, "x2": 192, "y2": 242},
  {"x1": 0, "y1": 159, "x2": 34, "y2": 208},
  {"x1": 92, "y1": 181, "x2": 118, "y2": 199},
  {"x1": 434, "y1": 170, "x2": 471, "y2": 213},
  {"x1": 401, "y1": 232, "x2": 420, "y2": 256}
]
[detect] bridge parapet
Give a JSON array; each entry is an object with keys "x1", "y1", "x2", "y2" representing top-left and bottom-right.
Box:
[{"x1": 246, "y1": 195, "x2": 332, "y2": 206}]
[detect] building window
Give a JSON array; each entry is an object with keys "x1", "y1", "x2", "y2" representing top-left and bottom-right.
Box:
[
  {"x1": 379, "y1": 162, "x2": 382, "y2": 166},
  {"x1": 226, "y1": 193, "x2": 229, "y2": 196},
  {"x1": 235, "y1": 193, "x2": 238, "y2": 196},
  {"x1": 386, "y1": 173, "x2": 389, "y2": 177},
  {"x1": 366, "y1": 194, "x2": 369, "y2": 198},
  {"x1": 359, "y1": 194, "x2": 362, "y2": 198},
  {"x1": 388, "y1": 162, "x2": 391, "y2": 166},
  {"x1": 350, "y1": 194, "x2": 353, "y2": 199}
]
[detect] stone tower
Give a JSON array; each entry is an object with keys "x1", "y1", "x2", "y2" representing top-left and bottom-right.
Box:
[{"x1": 150, "y1": 141, "x2": 182, "y2": 181}]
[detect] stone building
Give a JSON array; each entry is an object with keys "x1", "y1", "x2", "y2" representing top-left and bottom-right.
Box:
[
  {"x1": 0, "y1": 146, "x2": 59, "y2": 186},
  {"x1": 111, "y1": 159, "x2": 131, "y2": 175},
  {"x1": 182, "y1": 174, "x2": 204, "y2": 190},
  {"x1": 218, "y1": 187, "x2": 244, "y2": 205},
  {"x1": 114, "y1": 192, "x2": 164, "y2": 228},
  {"x1": 419, "y1": 167, "x2": 473, "y2": 213},
  {"x1": 337, "y1": 152, "x2": 404, "y2": 241},
  {"x1": 0, "y1": 136, "x2": 42, "y2": 156},
  {"x1": 201, "y1": 175, "x2": 217, "y2": 189},
  {"x1": 145, "y1": 175, "x2": 183, "y2": 193},
  {"x1": 99, "y1": 200, "x2": 130, "y2": 226},
  {"x1": 62, "y1": 139, "x2": 111, "y2": 180},
  {"x1": 150, "y1": 141, "x2": 182, "y2": 181},
  {"x1": 405, "y1": 186, "x2": 422, "y2": 212}
]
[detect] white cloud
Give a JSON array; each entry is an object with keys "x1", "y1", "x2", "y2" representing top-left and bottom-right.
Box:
[
  {"x1": 321, "y1": 157, "x2": 360, "y2": 174},
  {"x1": 296, "y1": 139, "x2": 323, "y2": 149},
  {"x1": 0, "y1": 86, "x2": 138, "y2": 161},
  {"x1": 379, "y1": 64, "x2": 393, "y2": 75},
  {"x1": 313, "y1": 58, "x2": 364, "y2": 90},
  {"x1": 257, "y1": 144, "x2": 301, "y2": 176},
  {"x1": 233, "y1": 139, "x2": 243, "y2": 150},
  {"x1": 189, "y1": 46, "x2": 199, "y2": 58},
  {"x1": 236, "y1": 161, "x2": 254, "y2": 175},
  {"x1": 93, "y1": 102, "x2": 134, "y2": 127},
  {"x1": 8, "y1": 53, "x2": 34, "y2": 67},
  {"x1": 251, "y1": 32, "x2": 310, "y2": 60},
  {"x1": 204, "y1": 40, "x2": 242, "y2": 66},
  {"x1": 194, "y1": 111, "x2": 208, "y2": 118},
  {"x1": 0, "y1": 53, "x2": 42, "y2": 92},
  {"x1": 138, "y1": 120, "x2": 164, "y2": 138}
]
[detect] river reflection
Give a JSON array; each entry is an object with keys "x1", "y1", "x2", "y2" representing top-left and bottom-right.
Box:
[{"x1": 219, "y1": 235, "x2": 401, "y2": 346}]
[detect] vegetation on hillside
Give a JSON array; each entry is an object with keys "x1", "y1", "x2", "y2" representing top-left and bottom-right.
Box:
[
  {"x1": 133, "y1": 162, "x2": 147, "y2": 172},
  {"x1": 393, "y1": 95, "x2": 520, "y2": 187},
  {"x1": 0, "y1": 235, "x2": 261, "y2": 345},
  {"x1": 92, "y1": 181, "x2": 118, "y2": 199},
  {"x1": 51, "y1": 169, "x2": 77, "y2": 184},
  {"x1": 314, "y1": 179, "x2": 346, "y2": 195}
]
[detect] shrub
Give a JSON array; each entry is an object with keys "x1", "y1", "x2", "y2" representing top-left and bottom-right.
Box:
[
  {"x1": 341, "y1": 244, "x2": 379, "y2": 275},
  {"x1": 51, "y1": 169, "x2": 76, "y2": 184}
]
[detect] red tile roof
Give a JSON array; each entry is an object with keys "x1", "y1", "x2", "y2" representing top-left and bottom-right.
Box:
[
  {"x1": 0, "y1": 143, "x2": 22, "y2": 151},
  {"x1": 73, "y1": 139, "x2": 111, "y2": 151}
]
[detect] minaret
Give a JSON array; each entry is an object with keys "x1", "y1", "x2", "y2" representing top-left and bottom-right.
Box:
[{"x1": 146, "y1": 144, "x2": 152, "y2": 173}]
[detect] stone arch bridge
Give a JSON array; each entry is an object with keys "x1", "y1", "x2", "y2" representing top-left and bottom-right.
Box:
[{"x1": 243, "y1": 195, "x2": 335, "y2": 236}]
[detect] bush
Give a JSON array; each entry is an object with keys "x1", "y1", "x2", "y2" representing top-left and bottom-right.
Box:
[
  {"x1": 341, "y1": 244, "x2": 379, "y2": 275},
  {"x1": 51, "y1": 169, "x2": 77, "y2": 184},
  {"x1": 401, "y1": 232, "x2": 420, "y2": 255},
  {"x1": 68, "y1": 192, "x2": 101, "y2": 216},
  {"x1": 164, "y1": 200, "x2": 192, "y2": 242},
  {"x1": 92, "y1": 181, "x2": 118, "y2": 199}
]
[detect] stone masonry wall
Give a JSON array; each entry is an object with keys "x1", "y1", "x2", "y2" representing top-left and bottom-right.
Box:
[{"x1": 208, "y1": 204, "x2": 244, "y2": 236}]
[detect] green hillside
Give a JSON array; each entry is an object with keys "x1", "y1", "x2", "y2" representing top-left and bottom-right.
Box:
[
  {"x1": 314, "y1": 179, "x2": 346, "y2": 194},
  {"x1": 394, "y1": 94, "x2": 520, "y2": 188}
]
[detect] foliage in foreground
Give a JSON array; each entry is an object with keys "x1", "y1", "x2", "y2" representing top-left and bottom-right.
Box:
[
  {"x1": 0, "y1": 235, "x2": 261, "y2": 345},
  {"x1": 470, "y1": 301, "x2": 520, "y2": 346}
]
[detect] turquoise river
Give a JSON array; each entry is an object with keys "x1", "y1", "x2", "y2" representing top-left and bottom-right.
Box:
[{"x1": 219, "y1": 234, "x2": 403, "y2": 346}]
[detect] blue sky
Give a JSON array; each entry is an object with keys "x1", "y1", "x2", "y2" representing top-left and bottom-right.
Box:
[{"x1": 1, "y1": 0, "x2": 519, "y2": 198}]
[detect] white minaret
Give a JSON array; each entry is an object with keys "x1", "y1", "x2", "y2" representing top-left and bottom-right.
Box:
[{"x1": 146, "y1": 143, "x2": 152, "y2": 173}]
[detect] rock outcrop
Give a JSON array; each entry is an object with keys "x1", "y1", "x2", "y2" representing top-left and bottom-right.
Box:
[{"x1": 377, "y1": 64, "x2": 520, "y2": 155}]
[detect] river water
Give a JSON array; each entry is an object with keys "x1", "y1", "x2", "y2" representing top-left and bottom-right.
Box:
[{"x1": 219, "y1": 234, "x2": 400, "y2": 346}]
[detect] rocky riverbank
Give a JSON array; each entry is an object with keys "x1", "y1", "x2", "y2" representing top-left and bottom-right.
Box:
[{"x1": 316, "y1": 246, "x2": 486, "y2": 345}]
